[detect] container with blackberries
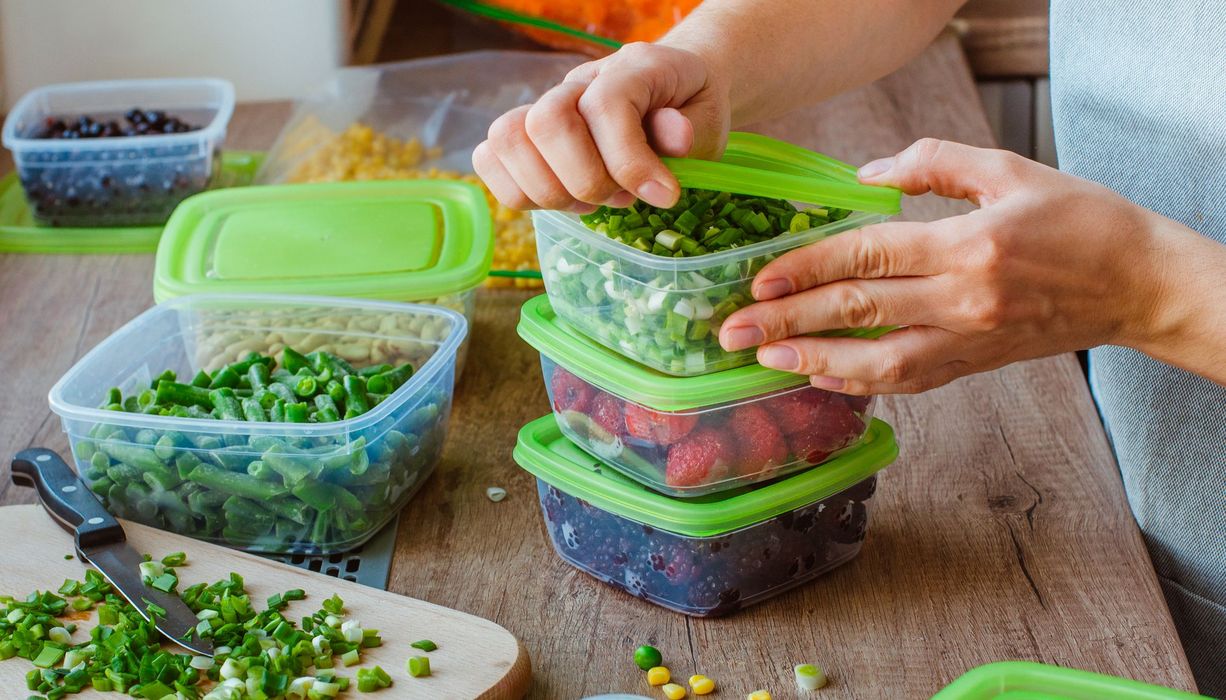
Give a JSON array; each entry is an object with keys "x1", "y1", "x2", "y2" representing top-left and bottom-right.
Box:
[{"x1": 2, "y1": 78, "x2": 234, "y2": 226}]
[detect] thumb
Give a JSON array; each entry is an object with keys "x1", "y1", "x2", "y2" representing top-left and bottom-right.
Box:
[{"x1": 857, "y1": 138, "x2": 1020, "y2": 205}]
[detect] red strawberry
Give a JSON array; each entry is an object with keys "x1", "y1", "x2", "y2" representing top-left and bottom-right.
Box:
[
  {"x1": 730, "y1": 403, "x2": 788, "y2": 475},
  {"x1": 787, "y1": 403, "x2": 868, "y2": 464},
  {"x1": 665, "y1": 427, "x2": 732, "y2": 487},
  {"x1": 550, "y1": 367, "x2": 593, "y2": 413},
  {"x1": 589, "y1": 392, "x2": 625, "y2": 437},
  {"x1": 765, "y1": 389, "x2": 831, "y2": 435},
  {"x1": 624, "y1": 404, "x2": 699, "y2": 445}
]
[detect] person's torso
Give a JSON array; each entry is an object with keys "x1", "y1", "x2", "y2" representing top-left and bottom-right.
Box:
[{"x1": 1048, "y1": 0, "x2": 1225, "y2": 602}]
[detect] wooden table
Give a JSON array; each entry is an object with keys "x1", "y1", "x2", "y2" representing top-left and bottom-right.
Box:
[{"x1": 0, "y1": 35, "x2": 1198, "y2": 699}]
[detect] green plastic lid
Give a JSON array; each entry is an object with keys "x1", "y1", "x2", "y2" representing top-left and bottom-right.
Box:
[
  {"x1": 514, "y1": 414, "x2": 897, "y2": 537},
  {"x1": 153, "y1": 180, "x2": 493, "y2": 303},
  {"x1": 518, "y1": 294, "x2": 819, "y2": 411},
  {"x1": 0, "y1": 151, "x2": 261, "y2": 254},
  {"x1": 662, "y1": 132, "x2": 902, "y2": 215},
  {"x1": 932, "y1": 662, "x2": 1209, "y2": 700}
]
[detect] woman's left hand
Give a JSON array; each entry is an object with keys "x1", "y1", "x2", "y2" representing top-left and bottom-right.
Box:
[{"x1": 718, "y1": 138, "x2": 1187, "y2": 395}]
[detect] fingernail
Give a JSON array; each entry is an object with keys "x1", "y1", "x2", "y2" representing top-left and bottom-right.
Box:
[
  {"x1": 858, "y1": 157, "x2": 895, "y2": 180},
  {"x1": 606, "y1": 190, "x2": 636, "y2": 208},
  {"x1": 637, "y1": 179, "x2": 676, "y2": 208},
  {"x1": 759, "y1": 345, "x2": 799, "y2": 371},
  {"x1": 721, "y1": 325, "x2": 764, "y2": 351},
  {"x1": 755, "y1": 278, "x2": 792, "y2": 301},
  {"x1": 569, "y1": 202, "x2": 598, "y2": 214},
  {"x1": 811, "y1": 375, "x2": 846, "y2": 391}
]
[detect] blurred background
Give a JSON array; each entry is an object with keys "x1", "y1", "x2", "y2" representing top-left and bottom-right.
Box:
[{"x1": 0, "y1": 0, "x2": 1052, "y2": 165}]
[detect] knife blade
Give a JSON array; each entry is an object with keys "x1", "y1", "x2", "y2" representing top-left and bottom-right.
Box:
[{"x1": 11, "y1": 447, "x2": 213, "y2": 656}]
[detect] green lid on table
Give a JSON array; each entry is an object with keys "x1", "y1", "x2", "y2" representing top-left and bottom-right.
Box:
[
  {"x1": 931, "y1": 662, "x2": 1209, "y2": 700},
  {"x1": 154, "y1": 180, "x2": 493, "y2": 302},
  {"x1": 518, "y1": 294, "x2": 826, "y2": 411},
  {"x1": 513, "y1": 414, "x2": 897, "y2": 537}
]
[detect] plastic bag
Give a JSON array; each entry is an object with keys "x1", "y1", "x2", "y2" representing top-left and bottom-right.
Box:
[
  {"x1": 257, "y1": 50, "x2": 584, "y2": 184},
  {"x1": 438, "y1": 0, "x2": 700, "y2": 56}
]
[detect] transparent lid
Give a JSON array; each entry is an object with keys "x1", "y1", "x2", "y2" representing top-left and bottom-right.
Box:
[
  {"x1": 514, "y1": 414, "x2": 897, "y2": 537},
  {"x1": 154, "y1": 180, "x2": 493, "y2": 302}
]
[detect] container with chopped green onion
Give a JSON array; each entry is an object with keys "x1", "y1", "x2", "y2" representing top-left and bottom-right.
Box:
[{"x1": 532, "y1": 132, "x2": 899, "y2": 376}]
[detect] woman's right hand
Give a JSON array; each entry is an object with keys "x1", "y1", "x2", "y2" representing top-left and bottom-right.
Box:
[{"x1": 472, "y1": 42, "x2": 730, "y2": 213}]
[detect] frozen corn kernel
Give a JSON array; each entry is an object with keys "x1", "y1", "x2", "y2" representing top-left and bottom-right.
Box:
[
  {"x1": 747, "y1": 692, "x2": 772, "y2": 700},
  {"x1": 689, "y1": 675, "x2": 715, "y2": 695},
  {"x1": 647, "y1": 666, "x2": 671, "y2": 686},
  {"x1": 795, "y1": 663, "x2": 827, "y2": 690},
  {"x1": 662, "y1": 683, "x2": 687, "y2": 700}
]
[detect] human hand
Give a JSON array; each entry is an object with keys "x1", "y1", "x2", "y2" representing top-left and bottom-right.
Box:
[
  {"x1": 718, "y1": 138, "x2": 1178, "y2": 394},
  {"x1": 472, "y1": 42, "x2": 730, "y2": 213}
]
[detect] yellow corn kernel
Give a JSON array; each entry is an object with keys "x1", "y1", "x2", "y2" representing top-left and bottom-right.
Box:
[
  {"x1": 689, "y1": 675, "x2": 716, "y2": 695},
  {"x1": 747, "y1": 692, "x2": 772, "y2": 700},
  {"x1": 662, "y1": 683, "x2": 687, "y2": 700},
  {"x1": 647, "y1": 666, "x2": 671, "y2": 686}
]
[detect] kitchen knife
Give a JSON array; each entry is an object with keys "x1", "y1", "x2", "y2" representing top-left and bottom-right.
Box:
[{"x1": 11, "y1": 447, "x2": 214, "y2": 656}]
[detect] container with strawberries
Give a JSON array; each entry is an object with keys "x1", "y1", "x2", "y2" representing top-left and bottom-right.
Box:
[{"x1": 519, "y1": 295, "x2": 876, "y2": 497}]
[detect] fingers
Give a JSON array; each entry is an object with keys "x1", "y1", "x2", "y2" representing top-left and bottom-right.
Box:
[
  {"x1": 752, "y1": 326, "x2": 974, "y2": 393},
  {"x1": 471, "y1": 141, "x2": 532, "y2": 210},
  {"x1": 644, "y1": 107, "x2": 694, "y2": 158},
  {"x1": 858, "y1": 137, "x2": 1029, "y2": 205},
  {"x1": 577, "y1": 67, "x2": 682, "y2": 208},
  {"x1": 483, "y1": 106, "x2": 584, "y2": 211},
  {"x1": 720, "y1": 277, "x2": 949, "y2": 351},
  {"x1": 750, "y1": 222, "x2": 940, "y2": 301},
  {"x1": 526, "y1": 81, "x2": 631, "y2": 207}
]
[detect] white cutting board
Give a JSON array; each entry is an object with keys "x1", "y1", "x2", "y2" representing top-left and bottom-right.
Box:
[{"x1": 0, "y1": 505, "x2": 530, "y2": 699}]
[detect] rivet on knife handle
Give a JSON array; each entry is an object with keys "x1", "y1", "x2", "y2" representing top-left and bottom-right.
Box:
[{"x1": 11, "y1": 447, "x2": 125, "y2": 551}]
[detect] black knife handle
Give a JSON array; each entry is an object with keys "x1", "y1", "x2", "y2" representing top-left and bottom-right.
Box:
[{"x1": 12, "y1": 447, "x2": 125, "y2": 550}]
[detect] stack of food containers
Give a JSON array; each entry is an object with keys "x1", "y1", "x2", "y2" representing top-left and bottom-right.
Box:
[{"x1": 513, "y1": 133, "x2": 904, "y2": 615}]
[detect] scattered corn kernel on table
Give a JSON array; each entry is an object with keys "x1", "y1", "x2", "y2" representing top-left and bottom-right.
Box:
[{"x1": 0, "y1": 35, "x2": 1200, "y2": 699}]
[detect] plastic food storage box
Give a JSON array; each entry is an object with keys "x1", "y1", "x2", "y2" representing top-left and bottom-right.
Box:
[
  {"x1": 931, "y1": 662, "x2": 1210, "y2": 700},
  {"x1": 534, "y1": 132, "x2": 899, "y2": 376},
  {"x1": 48, "y1": 294, "x2": 467, "y2": 555},
  {"x1": 1, "y1": 78, "x2": 235, "y2": 227},
  {"x1": 518, "y1": 295, "x2": 875, "y2": 496},
  {"x1": 153, "y1": 180, "x2": 492, "y2": 374},
  {"x1": 516, "y1": 415, "x2": 896, "y2": 616}
]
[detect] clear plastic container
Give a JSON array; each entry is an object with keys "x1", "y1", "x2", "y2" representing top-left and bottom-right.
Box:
[
  {"x1": 48, "y1": 294, "x2": 467, "y2": 555},
  {"x1": 533, "y1": 131, "x2": 901, "y2": 376},
  {"x1": 518, "y1": 295, "x2": 875, "y2": 497},
  {"x1": 515, "y1": 415, "x2": 897, "y2": 616},
  {"x1": 1, "y1": 78, "x2": 235, "y2": 227},
  {"x1": 534, "y1": 208, "x2": 887, "y2": 376}
]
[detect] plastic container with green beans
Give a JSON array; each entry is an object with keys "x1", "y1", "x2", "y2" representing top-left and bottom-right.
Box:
[{"x1": 48, "y1": 294, "x2": 467, "y2": 555}]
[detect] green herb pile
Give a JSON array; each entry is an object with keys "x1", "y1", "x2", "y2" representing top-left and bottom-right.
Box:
[
  {"x1": 579, "y1": 188, "x2": 851, "y2": 257},
  {"x1": 0, "y1": 554, "x2": 415, "y2": 699}
]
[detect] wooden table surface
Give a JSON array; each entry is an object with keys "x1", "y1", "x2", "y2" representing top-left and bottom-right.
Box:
[{"x1": 0, "y1": 36, "x2": 1198, "y2": 699}]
